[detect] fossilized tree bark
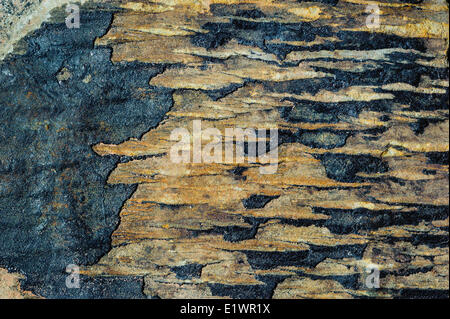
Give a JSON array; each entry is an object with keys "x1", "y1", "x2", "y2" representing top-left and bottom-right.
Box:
[
  {"x1": 1, "y1": 0, "x2": 448, "y2": 299},
  {"x1": 81, "y1": 0, "x2": 449, "y2": 299}
]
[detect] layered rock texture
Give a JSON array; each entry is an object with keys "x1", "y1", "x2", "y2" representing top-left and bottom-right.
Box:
[{"x1": 0, "y1": 0, "x2": 448, "y2": 298}]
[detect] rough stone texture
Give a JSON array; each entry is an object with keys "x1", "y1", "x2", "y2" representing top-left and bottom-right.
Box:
[
  {"x1": 0, "y1": 4, "x2": 169, "y2": 298},
  {"x1": 0, "y1": 0, "x2": 92, "y2": 60},
  {"x1": 0, "y1": 0, "x2": 448, "y2": 299},
  {"x1": 0, "y1": 268, "x2": 40, "y2": 298}
]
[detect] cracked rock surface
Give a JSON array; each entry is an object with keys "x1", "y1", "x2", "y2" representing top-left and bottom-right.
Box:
[{"x1": 0, "y1": 0, "x2": 448, "y2": 299}]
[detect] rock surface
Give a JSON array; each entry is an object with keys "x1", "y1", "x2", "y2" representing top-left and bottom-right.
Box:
[{"x1": 0, "y1": 0, "x2": 448, "y2": 299}]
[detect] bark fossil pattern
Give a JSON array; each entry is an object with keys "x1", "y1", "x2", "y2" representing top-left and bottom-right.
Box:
[{"x1": 0, "y1": 0, "x2": 449, "y2": 298}]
